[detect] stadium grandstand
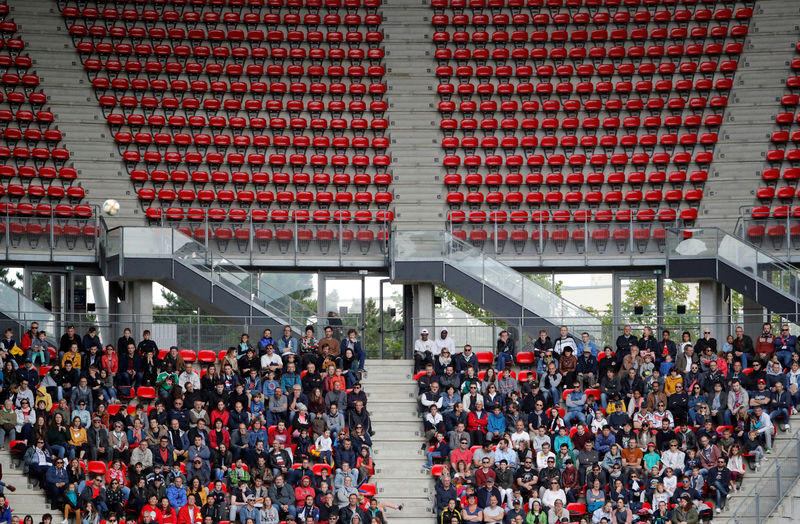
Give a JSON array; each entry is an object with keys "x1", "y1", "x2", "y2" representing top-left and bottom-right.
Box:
[{"x1": 0, "y1": 0, "x2": 798, "y2": 523}]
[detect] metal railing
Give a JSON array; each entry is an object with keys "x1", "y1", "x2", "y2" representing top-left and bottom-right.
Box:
[
  {"x1": 666, "y1": 227, "x2": 800, "y2": 317},
  {"x1": 728, "y1": 426, "x2": 800, "y2": 524},
  {"x1": 0, "y1": 204, "x2": 101, "y2": 261},
  {"x1": 392, "y1": 229, "x2": 602, "y2": 335},
  {"x1": 109, "y1": 226, "x2": 319, "y2": 332},
  {"x1": 140, "y1": 207, "x2": 392, "y2": 267}
]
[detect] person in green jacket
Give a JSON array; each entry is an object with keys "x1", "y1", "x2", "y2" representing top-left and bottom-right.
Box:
[
  {"x1": 526, "y1": 500, "x2": 548, "y2": 524},
  {"x1": 672, "y1": 493, "x2": 699, "y2": 524}
]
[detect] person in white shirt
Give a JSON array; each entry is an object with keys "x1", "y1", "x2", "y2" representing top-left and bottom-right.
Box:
[
  {"x1": 260, "y1": 345, "x2": 283, "y2": 373},
  {"x1": 660, "y1": 439, "x2": 686, "y2": 474},
  {"x1": 414, "y1": 329, "x2": 436, "y2": 372},
  {"x1": 435, "y1": 329, "x2": 456, "y2": 356},
  {"x1": 552, "y1": 326, "x2": 579, "y2": 357},
  {"x1": 178, "y1": 362, "x2": 201, "y2": 391},
  {"x1": 510, "y1": 420, "x2": 530, "y2": 450},
  {"x1": 535, "y1": 442, "x2": 556, "y2": 470},
  {"x1": 531, "y1": 426, "x2": 550, "y2": 453}
]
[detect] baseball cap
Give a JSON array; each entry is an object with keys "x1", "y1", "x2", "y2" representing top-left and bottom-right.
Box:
[
  {"x1": 583, "y1": 346, "x2": 591, "y2": 352},
  {"x1": 758, "y1": 379, "x2": 766, "y2": 384},
  {"x1": 680, "y1": 493, "x2": 692, "y2": 501},
  {"x1": 420, "y1": 329, "x2": 429, "y2": 335},
  {"x1": 246, "y1": 494, "x2": 255, "y2": 501}
]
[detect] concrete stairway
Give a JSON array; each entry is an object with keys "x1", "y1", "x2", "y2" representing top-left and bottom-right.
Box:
[
  {"x1": 362, "y1": 360, "x2": 435, "y2": 524},
  {"x1": 0, "y1": 449, "x2": 51, "y2": 523},
  {"x1": 701, "y1": 0, "x2": 800, "y2": 231},
  {"x1": 716, "y1": 413, "x2": 800, "y2": 524},
  {"x1": 8, "y1": 0, "x2": 183, "y2": 225}
]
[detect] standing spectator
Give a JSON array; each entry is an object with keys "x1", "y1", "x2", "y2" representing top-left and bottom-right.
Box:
[
  {"x1": 732, "y1": 326, "x2": 754, "y2": 369},
  {"x1": 340, "y1": 329, "x2": 365, "y2": 373}
]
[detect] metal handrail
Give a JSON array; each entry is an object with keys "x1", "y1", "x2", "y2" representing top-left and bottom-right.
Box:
[{"x1": 728, "y1": 426, "x2": 800, "y2": 524}]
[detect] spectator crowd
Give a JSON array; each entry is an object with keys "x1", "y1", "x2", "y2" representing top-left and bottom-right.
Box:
[
  {"x1": 415, "y1": 322, "x2": 800, "y2": 524},
  {"x1": 0, "y1": 321, "x2": 400, "y2": 524}
]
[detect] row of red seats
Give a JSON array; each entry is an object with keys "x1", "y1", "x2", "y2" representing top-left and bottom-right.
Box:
[
  {"x1": 68, "y1": 24, "x2": 385, "y2": 44},
  {"x1": 77, "y1": 42, "x2": 385, "y2": 61},
  {"x1": 437, "y1": 71, "x2": 734, "y2": 93},
  {"x1": 63, "y1": 7, "x2": 383, "y2": 26},
  {"x1": 112, "y1": 116, "x2": 388, "y2": 134},
  {"x1": 0, "y1": 128, "x2": 62, "y2": 143},
  {"x1": 447, "y1": 207, "x2": 698, "y2": 222},
  {"x1": 445, "y1": 188, "x2": 703, "y2": 205},
  {"x1": 93, "y1": 83, "x2": 388, "y2": 104},
  {"x1": 439, "y1": 96, "x2": 726, "y2": 118},
  {"x1": 0, "y1": 146, "x2": 70, "y2": 162},
  {"x1": 442, "y1": 134, "x2": 718, "y2": 150},
  {"x1": 84, "y1": 59, "x2": 387, "y2": 79},
  {"x1": 59, "y1": 0, "x2": 383, "y2": 11},
  {"x1": 765, "y1": 149, "x2": 800, "y2": 163},
  {"x1": 445, "y1": 170, "x2": 708, "y2": 187},
  {"x1": 106, "y1": 100, "x2": 388, "y2": 119},
  {"x1": 117, "y1": 132, "x2": 390, "y2": 150},
  {"x1": 442, "y1": 151, "x2": 714, "y2": 167},
  {"x1": 751, "y1": 205, "x2": 800, "y2": 220},
  {"x1": 435, "y1": 60, "x2": 736, "y2": 82},
  {"x1": 433, "y1": 31, "x2": 747, "y2": 50},
  {"x1": 442, "y1": 118, "x2": 723, "y2": 135},
  {"x1": 137, "y1": 187, "x2": 393, "y2": 205},
  {"x1": 438, "y1": 85, "x2": 730, "y2": 107},
  {"x1": 746, "y1": 224, "x2": 800, "y2": 247},
  {"x1": 0, "y1": 184, "x2": 85, "y2": 201},
  {"x1": 433, "y1": 26, "x2": 748, "y2": 44},
  {"x1": 0, "y1": 55, "x2": 31, "y2": 70},
  {"x1": 0, "y1": 110, "x2": 56, "y2": 126},
  {"x1": 0, "y1": 73, "x2": 40, "y2": 89},
  {"x1": 433, "y1": 44, "x2": 744, "y2": 63},
  {"x1": 118, "y1": 133, "x2": 388, "y2": 151},
  {"x1": 0, "y1": 165, "x2": 77, "y2": 181},
  {"x1": 123, "y1": 150, "x2": 392, "y2": 166},
  {"x1": 432, "y1": 0, "x2": 750, "y2": 9},
  {"x1": 0, "y1": 202, "x2": 91, "y2": 219},
  {"x1": 144, "y1": 207, "x2": 394, "y2": 222},
  {"x1": 756, "y1": 187, "x2": 800, "y2": 201},
  {"x1": 130, "y1": 169, "x2": 390, "y2": 186},
  {"x1": 0, "y1": 91, "x2": 48, "y2": 106},
  {"x1": 431, "y1": 8, "x2": 753, "y2": 26}
]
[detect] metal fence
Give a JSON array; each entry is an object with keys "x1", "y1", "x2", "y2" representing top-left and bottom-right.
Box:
[{"x1": 727, "y1": 427, "x2": 800, "y2": 524}]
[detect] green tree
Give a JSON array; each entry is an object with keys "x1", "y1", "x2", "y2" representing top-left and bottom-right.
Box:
[
  {"x1": 581, "y1": 279, "x2": 699, "y2": 345},
  {"x1": 528, "y1": 274, "x2": 563, "y2": 296},
  {"x1": 363, "y1": 297, "x2": 403, "y2": 359},
  {"x1": 435, "y1": 286, "x2": 492, "y2": 322},
  {"x1": 14, "y1": 272, "x2": 50, "y2": 306},
  {"x1": 0, "y1": 268, "x2": 17, "y2": 289}
]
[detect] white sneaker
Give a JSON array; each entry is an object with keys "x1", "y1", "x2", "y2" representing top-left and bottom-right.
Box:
[
  {"x1": 715, "y1": 508, "x2": 721, "y2": 514},
  {"x1": 61, "y1": 519, "x2": 69, "y2": 524},
  {"x1": 785, "y1": 424, "x2": 791, "y2": 431}
]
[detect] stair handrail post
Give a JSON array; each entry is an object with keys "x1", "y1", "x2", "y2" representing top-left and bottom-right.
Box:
[
  {"x1": 777, "y1": 463, "x2": 782, "y2": 501},
  {"x1": 493, "y1": 219, "x2": 498, "y2": 255}
]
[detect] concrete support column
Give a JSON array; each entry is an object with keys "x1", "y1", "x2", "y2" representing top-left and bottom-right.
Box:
[
  {"x1": 742, "y1": 296, "x2": 765, "y2": 339},
  {"x1": 317, "y1": 272, "x2": 326, "y2": 328},
  {"x1": 21, "y1": 268, "x2": 32, "y2": 299},
  {"x1": 699, "y1": 281, "x2": 727, "y2": 335},
  {"x1": 411, "y1": 283, "x2": 435, "y2": 339},
  {"x1": 50, "y1": 275, "x2": 63, "y2": 335},
  {"x1": 89, "y1": 276, "x2": 109, "y2": 342},
  {"x1": 118, "y1": 281, "x2": 153, "y2": 337}
]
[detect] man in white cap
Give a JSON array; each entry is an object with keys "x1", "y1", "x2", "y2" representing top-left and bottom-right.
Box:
[{"x1": 414, "y1": 329, "x2": 436, "y2": 372}]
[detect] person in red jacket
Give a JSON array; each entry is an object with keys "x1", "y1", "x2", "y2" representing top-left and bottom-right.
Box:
[
  {"x1": 140, "y1": 495, "x2": 162, "y2": 523},
  {"x1": 467, "y1": 401, "x2": 488, "y2": 444},
  {"x1": 294, "y1": 475, "x2": 316, "y2": 506},
  {"x1": 177, "y1": 493, "x2": 202, "y2": 524},
  {"x1": 756, "y1": 322, "x2": 776, "y2": 361}
]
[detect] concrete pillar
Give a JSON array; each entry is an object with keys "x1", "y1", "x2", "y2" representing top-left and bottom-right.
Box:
[
  {"x1": 411, "y1": 283, "x2": 436, "y2": 340},
  {"x1": 50, "y1": 275, "x2": 63, "y2": 335},
  {"x1": 21, "y1": 268, "x2": 32, "y2": 299},
  {"x1": 742, "y1": 296, "x2": 765, "y2": 339},
  {"x1": 118, "y1": 281, "x2": 153, "y2": 337},
  {"x1": 317, "y1": 272, "x2": 326, "y2": 328},
  {"x1": 699, "y1": 281, "x2": 726, "y2": 335},
  {"x1": 89, "y1": 276, "x2": 109, "y2": 343}
]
